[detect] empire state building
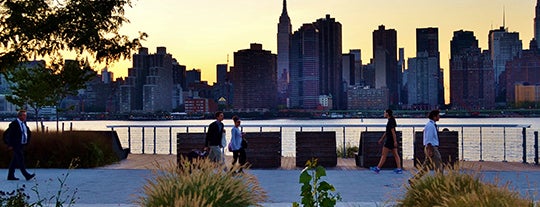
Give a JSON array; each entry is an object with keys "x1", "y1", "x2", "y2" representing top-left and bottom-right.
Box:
[
  {"x1": 535, "y1": 0, "x2": 540, "y2": 49},
  {"x1": 277, "y1": 0, "x2": 291, "y2": 105}
]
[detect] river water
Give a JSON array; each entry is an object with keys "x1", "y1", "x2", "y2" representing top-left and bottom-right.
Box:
[{"x1": 3, "y1": 117, "x2": 540, "y2": 163}]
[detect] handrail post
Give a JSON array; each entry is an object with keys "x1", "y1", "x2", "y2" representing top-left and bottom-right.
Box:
[
  {"x1": 142, "y1": 127, "x2": 145, "y2": 154},
  {"x1": 534, "y1": 131, "x2": 538, "y2": 165},
  {"x1": 479, "y1": 127, "x2": 483, "y2": 162},
  {"x1": 503, "y1": 127, "x2": 507, "y2": 162},
  {"x1": 128, "y1": 127, "x2": 131, "y2": 151},
  {"x1": 522, "y1": 127, "x2": 527, "y2": 164},
  {"x1": 342, "y1": 127, "x2": 346, "y2": 158},
  {"x1": 169, "y1": 127, "x2": 172, "y2": 155},
  {"x1": 153, "y1": 127, "x2": 156, "y2": 154},
  {"x1": 461, "y1": 126, "x2": 464, "y2": 161}
]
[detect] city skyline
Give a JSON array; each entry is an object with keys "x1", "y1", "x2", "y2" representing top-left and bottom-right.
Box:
[{"x1": 107, "y1": 0, "x2": 535, "y2": 102}]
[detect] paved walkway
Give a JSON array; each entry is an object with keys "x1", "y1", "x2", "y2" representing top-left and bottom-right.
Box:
[{"x1": 0, "y1": 156, "x2": 539, "y2": 206}]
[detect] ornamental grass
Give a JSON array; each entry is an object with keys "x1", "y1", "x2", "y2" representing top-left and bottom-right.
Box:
[
  {"x1": 137, "y1": 157, "x2": 267, "y2": 207},
  {"x1": 399, "y1": 163, "x2": 538, "y2": 207}
]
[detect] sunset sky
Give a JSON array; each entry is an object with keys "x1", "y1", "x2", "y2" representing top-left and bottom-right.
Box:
[{"x1": 106, "y1": 0, "x2": 536, "y2": 101}]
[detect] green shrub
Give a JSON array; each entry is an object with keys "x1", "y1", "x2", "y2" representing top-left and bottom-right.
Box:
[
  {"x1": 293, "y1": 158, "x2": 341, "y2": 207},
  {"x1": 400, "y1": 164, "x2": 537, "y2": 207},
  {"x1": 336, "y1": 142, "x2": 358, "y2": 158},
  {"x1": 0, "y1": 130, "x2": 119, "y2": 168},
  {"x1": 137, "y1": 157, "x2": 267, "y2": 207}
]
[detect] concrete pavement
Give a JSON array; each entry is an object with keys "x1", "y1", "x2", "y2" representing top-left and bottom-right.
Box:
[{"x1": 0, "y1": 168, "x2": 539, "y2": 206}]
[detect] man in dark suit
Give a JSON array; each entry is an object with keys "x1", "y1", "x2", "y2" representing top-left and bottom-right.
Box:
[
  {"x1": 205, "y1": 111, "x2": 225, "y2": 163},
  {"x1": 6, "y1": 110, "x2": 35, "y2": 181}
]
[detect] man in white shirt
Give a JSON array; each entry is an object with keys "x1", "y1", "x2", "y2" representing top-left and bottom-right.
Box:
[{"x1": 410, "y1": 110, "x2": 442, "y2": 184}]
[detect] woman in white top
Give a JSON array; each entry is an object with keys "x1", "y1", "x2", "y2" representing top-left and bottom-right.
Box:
[{"x1": 229, "y1": 115, "x2": 246, "y2": 172}]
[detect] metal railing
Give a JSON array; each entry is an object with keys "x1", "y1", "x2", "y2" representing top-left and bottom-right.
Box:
[{"x1": 107, "y1": 123, "x2": 538, "y2": 164}]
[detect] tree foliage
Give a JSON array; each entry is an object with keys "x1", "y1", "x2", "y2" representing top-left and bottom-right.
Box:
[{"x1": 0, "y1": 0, "x2": 146, "y2": 72}]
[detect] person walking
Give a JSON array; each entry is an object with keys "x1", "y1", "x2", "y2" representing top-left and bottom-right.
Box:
[
  {"x1": 6, "y1": 110, "x2": 35, "y2": 181},
  {"x1": 410, "y1": 109, "x2": 443, "y2": 183},
  {"x1": 370, "y1": 109, "x2": 402, "y2": 174},
  {"x1": 205, "y1": 111, "x2": 225, "y2": 163},
  {"x1": 228, "y1": 116, "x2": 247, "y2": 173}
]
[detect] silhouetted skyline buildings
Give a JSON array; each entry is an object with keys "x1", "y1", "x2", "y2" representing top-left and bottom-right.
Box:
[{"x1": 6, "y1": 0, "x2": 540, "y2": 115}]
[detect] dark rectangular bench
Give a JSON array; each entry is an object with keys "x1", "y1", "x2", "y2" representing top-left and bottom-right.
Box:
[
  {"x1": 296, "y1": 132, "x2": 337, "y2": 167},
  {"x1": 244, "y1": 132, "x2": 281, "y2": 168},
  {"x1": 176, "y1": 133, "x2": 206, "y2": 164},
  {"x1": 413, "y1": 130, "x2": 459, "y2": 167},
  {"x1": 355, "y1": 131, "x2": 402, "y2": 169}
]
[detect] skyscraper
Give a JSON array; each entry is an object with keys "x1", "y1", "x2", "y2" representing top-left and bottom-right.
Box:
[
  {"x1": 290, "y1": 24, "x2": 320, "y2": 109},
  {"x1": 373, "y1": 25, "x2": 398, "y2": 108},
  {"x1": 488, "y1": 26, "x2": 522, "y2": 102},
  {"x1": 277, "y1": 0, "x2": 291, "y2": 105},
  {"x1": 314, "y1": 15, "x2": 344, "y2": 110},
  {"x1": 216, "y1": 64, "x2": 227, "y2": 84},
  {"x1": 231, "y1": 43, "x2": 277, "y2": 110},
  {"x1": 120, "y1": 47, "x2": 174, "y2": 113},
  {"x1": 450, "y1": 30, "x2": 495, "y2": 110},
  {"x1": 407, "y1": 27, "x2": 442, "y2": 109}
]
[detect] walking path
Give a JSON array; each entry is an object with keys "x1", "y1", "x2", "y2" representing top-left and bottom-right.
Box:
[{"x1": 0, "y1": 154, "x2": 538, "y2": 207}]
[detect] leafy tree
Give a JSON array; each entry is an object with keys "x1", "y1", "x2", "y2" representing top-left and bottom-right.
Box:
[
  {"x1": 51, "y1": 60, "x2": 96, "y2": 131},
  {"x1": 0, "y1": 0, "x2": 146, "y2": 72},
  {"x1": 4, "y1": 62, "x2": 58, "y2": 131},
  {"x1": 0, "y1": 0, "x2": 145, "y2": 126}
]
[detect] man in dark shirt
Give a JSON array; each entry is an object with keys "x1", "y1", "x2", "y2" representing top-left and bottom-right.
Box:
[
  {"x1": 205, "y1": 111, "x2": 225, "y2": 162},
  {"x1": 6, "y1": 110, "x2": 35, "y2": 181}
]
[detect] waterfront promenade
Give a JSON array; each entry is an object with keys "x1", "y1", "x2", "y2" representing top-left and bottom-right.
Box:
[{"x1": 0, "y1": 154, "x2": 538, "y2": 207}]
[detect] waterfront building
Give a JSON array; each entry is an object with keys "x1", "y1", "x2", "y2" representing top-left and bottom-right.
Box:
[
  {"x1": 347, "y1": 85, "x2": 388, "y2": 110},
  {"x1": 514, "y1": 83, "x2": 540, "y2": 105},
  {"x1": 277, "y1": 0, "x2": 291, "y2": 106},
  {"x1": 289, "y1": 24, "x2": 320, "y2": 109},
  {"x1": 186, "y1": 68, "x2": 201, "y2": 85},
  {"x1": 505, "y1": 50, "x2": 540, "y2": 104},
  {"x1": 314, "y1": 15, "x2": 344, "y2": 110},
  {"x1": 119, "y1": 47, "x2": 174, "y2": 113},
  {"x1": 342, "y1": 53, "x2": 355, "y2": 86},
  {"x1": 231, "y1": 43, "x2": 277, "y2": 110},
  {"x1": 216, "y1": 64, "x2": 227, "y2": 84},
  {"x1": 406, "y1": 28, "x2": 441, "y2": 109},
  {"x1": 488, "y1": 26, "x2": 522, "y2": 102},
  {"x1": 349, "y1": 49, "x2": 362, "y2": 85},
  {"x1": 184, "y1": 98, "x2": 217, "y2": 114},
  {"x1": 373, "y1": 25, "x2": 398, "y2": 108},
  {"x1": 407, "y1": 52, "x2": 439, "y2": 109},
  {"x1": 101, "y1": 68, "x2": 113, "y2": 84},
  {"x1": 450, "y1": 30, "x2": 495, "y2": 110},
  {"x1": 172, "y1": 63, "x2": 186, "y2": 91},
  {"x1": 213, "y1": 64, "x2": 234, "y2": 109}
]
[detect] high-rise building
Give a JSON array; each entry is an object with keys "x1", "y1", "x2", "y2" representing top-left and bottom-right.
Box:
[
  {"x1": 101, "y1": 68, "x2": 114, "y2": 84},
  {"x1": 120, "y1": 47, "x2": 174, "y2": 113},
  {"x1": 277, "y1": 0, "x2": 291, "y2": 105},
  {"x1": 231, "y1": 43, "x2": 277, "y2": 110},
  {"x1": 314, "y1": 15, "x2": 344, "y2": 110},
  {"x1": 505, "y1": 50, "x2": 540, "y2": 103},
  {"x1": 186, "y1": 69, "x2": 201, "y2": 85},
  {"x1": 373, "y1": 25, "x2": 398, "y2": 108},
  {"x1": 216, "y1": 64, "x2": 228, "y2": 84},
  {"x1": 450, "y1": 31, "x2": 495, "y2": 110},
  {"x1": 290, "y1": 24, "x2": 320, "y2": 109},
  {"x1": 407, "y1": 28, "x2": 442, "y2": 109},
  {"x1": 349, "y1": 49, "x2": 362, "y2": 85},
  {"x1": 488, "y1": 26, "x2": 522, "y2": 102},
  {"x1": 342, "y1": 53, "x2": 354, "y2": 86},
  {"x1": 407, "y1": 52, "x2": 439, "y2": 109}
]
